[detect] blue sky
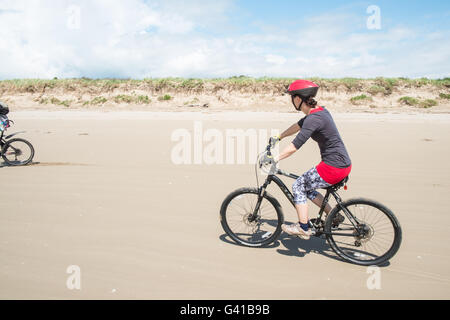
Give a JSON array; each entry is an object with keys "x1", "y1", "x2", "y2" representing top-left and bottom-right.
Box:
[
  {"x1": 234, "y1": 0, "x2": 450, "y2": 29},
  {"x1": 0, "y1": 0, "x2": 449, "y2": 79}
]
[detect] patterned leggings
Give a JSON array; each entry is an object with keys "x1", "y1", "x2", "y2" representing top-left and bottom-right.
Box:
[{"x1": 293, "y1": 167, "x2": 331, "y2": 205}]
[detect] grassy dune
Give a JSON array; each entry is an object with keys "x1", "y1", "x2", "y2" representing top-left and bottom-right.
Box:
[
  {"x1": 0, "y1": 77, "x2": 449, "y2": 113},
  {"x1": 1, "y1": 76, "x2": 449, "y2": 94}
]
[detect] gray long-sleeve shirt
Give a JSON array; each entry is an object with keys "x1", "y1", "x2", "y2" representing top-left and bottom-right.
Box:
[{"x1": 292, "y1": 107, "x2": 352, "y2": 168}]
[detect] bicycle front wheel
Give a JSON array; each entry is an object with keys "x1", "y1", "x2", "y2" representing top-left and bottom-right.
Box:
[
  {"x1": 1, "y1": 138, "x2": 35, "y2": 166},
  {"x1": 325, "y1": 198, "x2": 402, "y2": 266},
  {"x1": 220, "y1": 188, "x2": 284, "y2": 247}
]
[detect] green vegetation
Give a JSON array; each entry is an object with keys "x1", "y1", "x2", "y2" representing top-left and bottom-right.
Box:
[
  {"x1": 420, "y1": 99, "x2": 438, "y2": 108},
  {"x1": 60, "y1": 100, "x2": 71, "y2": 108},
  {"x1": 367, "y1": 85, "x2": 388, "y2": 96},
  {"x1": 398, "y1": 96, "x2": 420, "y2": 106},
  {"x1": 335, "y1": 78, "x2": 359, "y2": 89},
  {"x1": 1, "y1": 77, "x2": 449, "y2": 96},
  {"x1": 177, "y1": 78, "x2": 204, "y2": 91},
  {"x1": 184, "y1": 97, "x2": 200, "y2": 105},
  {"x1": 136, "y1": 95, "x2": 151, "y2": 104},
  {"x1": 39, "y1": 94, "x2": 152, "y2": 107},
  {"x1": 350, "y1": 94, "x2": 373, "y2": 104},
  {"x1": 375, "y1": 77, "x2": 398, "y2": 94},
  {"x1": 39, "y1": 96, "x2": 72, "y2": 107},
  {"x1": 398, "y1": 96, "x2": 438, "y2": 108},
  {"x1": 114, "y1": 94, "x2": 151, "y2": 104},
  {"x1": 114, "y1": 94, "x2": 134, "y2": 103},
  {"x1": 158, "y1": 94, "x2": 172, "y2": 101},
  {"x1": 439, "y1": 93, "x2": 450, "y2": 99},
  {"x1": 89, "y1": 96, "x2": 108, "y2": 105}
]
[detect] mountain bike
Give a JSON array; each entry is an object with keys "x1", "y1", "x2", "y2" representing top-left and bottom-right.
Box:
[
  {"x1": 220, "y1": 143, "x2": 402, "y2": 266},
  {"x1": 0, "y1": 119, "x2": 35, "y2": 166}
]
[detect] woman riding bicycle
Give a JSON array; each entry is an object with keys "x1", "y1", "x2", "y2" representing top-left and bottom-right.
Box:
[
  {"x1": 271, "y1": 80, "x2": 352, "y2": 240},
  {"x1": 0, "y1": 102, "x2": 9, "y2": 132}
]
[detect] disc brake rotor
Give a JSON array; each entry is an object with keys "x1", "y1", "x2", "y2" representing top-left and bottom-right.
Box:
[{"x1": 243, "y1": 212, "x2": 261, "y2": 232}]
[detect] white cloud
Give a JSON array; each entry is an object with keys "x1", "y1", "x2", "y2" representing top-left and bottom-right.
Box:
[
  {"x1": 0, "y1": 1, "x2": 448, "y2": 79},
  {"x1": 265, "y1": 54, "x2": 286, "y2": 65}
]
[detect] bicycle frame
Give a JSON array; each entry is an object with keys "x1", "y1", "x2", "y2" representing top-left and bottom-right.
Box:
[
  {"x1": 251, "y1": 168, "x2": 361, "y2": 237},
  {"x1": 0, "y1": 130, "x2": 26, "y2": 158},
  {"x1": 0, "y1": 129, "x2": 6, "y2": 152},
  {"x1": 0, "y1": 120, "x2": 25, "y2": 154}
]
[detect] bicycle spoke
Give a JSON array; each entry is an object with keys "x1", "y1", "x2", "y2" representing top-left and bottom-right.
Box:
[
  {"x1": 327, "y1": 200, "x2": 400, "y2": 264},
  {"x1": 2, "y1": 139, "x2": 33, "y2": 166},
  {"x1": 224, "y1": 191, "x2": 279, "y2": 245}
]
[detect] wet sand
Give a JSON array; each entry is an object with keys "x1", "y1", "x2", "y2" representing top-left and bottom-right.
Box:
[{"x1": 1, "y1": 111, "x2": 449, "y2": 299}]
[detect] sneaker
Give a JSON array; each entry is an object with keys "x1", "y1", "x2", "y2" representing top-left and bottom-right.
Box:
[{"x1": 281, "y1": 223, "x2": 312, "y2": 240}]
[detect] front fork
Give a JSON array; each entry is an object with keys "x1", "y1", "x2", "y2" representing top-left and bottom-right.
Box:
[{"x1": 248, "y1": 180, "x2": 271, "y2": 223}]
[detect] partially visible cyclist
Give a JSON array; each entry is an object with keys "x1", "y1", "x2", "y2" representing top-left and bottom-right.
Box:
[
  {"x1": 0, "y1": 101, "x2": 9, "y2": 132},
  {"x1": 269, "y1": 80, "x2": 352, "y2": 240}
]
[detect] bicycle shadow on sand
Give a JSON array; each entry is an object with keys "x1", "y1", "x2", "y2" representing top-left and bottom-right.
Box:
[
  {"x1": 219, "y1": 232, "x2": 342, "y2": 262},
  {"x1": 219, "y1": 233, "x2": 390, "y2": 267},
  {"x1": 0, "y1": 161, "x2": 91, "y2": 168},
  {"x1": 219, "y1": 234, "x2": 281, "y2": 249},
  {"x1": 276, "y1": 233, "x2": 344, "y2": 263}
]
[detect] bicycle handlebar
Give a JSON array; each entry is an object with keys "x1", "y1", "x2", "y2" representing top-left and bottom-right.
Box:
[
  {"x1": 266, "y1": 144, "x2": 272, "y2": 156},
  {"x1": 259, "y1": 143, "x2": 300, "y2": 179}
]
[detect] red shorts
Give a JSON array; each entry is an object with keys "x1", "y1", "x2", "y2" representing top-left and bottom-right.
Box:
[{"x1": 316, "y1": 162, "x2": 352, "y2": 185}]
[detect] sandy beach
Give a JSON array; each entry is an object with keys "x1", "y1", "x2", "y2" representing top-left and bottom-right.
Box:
[{"x1": 1, "y1": 110, "x2": 450, "y2": 299}]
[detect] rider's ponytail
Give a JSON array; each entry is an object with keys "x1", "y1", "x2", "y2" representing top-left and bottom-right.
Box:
[{"x1": 306, "y1": 97, "x2": 318, "y2": 108}]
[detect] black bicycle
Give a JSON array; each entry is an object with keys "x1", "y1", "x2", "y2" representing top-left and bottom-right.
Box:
[
  {"x1": 220, "y1": 144, "x2": 402, "y2": 266},
  {"x1": 0, "y1": 119, "x2": 35, "y2": 166}
]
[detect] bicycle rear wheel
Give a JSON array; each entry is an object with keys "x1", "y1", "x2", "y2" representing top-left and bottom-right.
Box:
[
  {"x1": 220, "y1": 188, "x2": 284, "y2": 247},
  {"x1": 325, "y1": 198, "x2": 402, "y2": 266},
  {"x1": 1, "y1": 138, "x2": 35, "y2": 166}
]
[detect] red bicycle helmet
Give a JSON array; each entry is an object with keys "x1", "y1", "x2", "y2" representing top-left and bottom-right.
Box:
[
  {"x1": 287, "y1": 80, "x2": 319, "y2": 110},
  {"x1": 287, "y1": 80, "x2": 319, "y2": 100}
]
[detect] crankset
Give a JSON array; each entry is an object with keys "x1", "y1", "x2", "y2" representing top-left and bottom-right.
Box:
[{"x1": 309, "y1": 218, "x2": 325, "y2": 237}]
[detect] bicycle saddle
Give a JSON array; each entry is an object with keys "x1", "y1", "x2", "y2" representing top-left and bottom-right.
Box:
[{"x1": 327, "y1": 176, "x2": 349, "y2": 191}]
